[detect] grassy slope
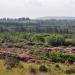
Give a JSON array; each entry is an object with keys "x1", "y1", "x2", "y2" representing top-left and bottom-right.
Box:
[{"x1": 0, "y1": 60, "x2": 75, "y2": 75}]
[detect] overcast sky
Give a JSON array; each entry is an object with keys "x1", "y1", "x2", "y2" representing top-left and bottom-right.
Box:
[{"x1": 0, "y1": 0, "x2": 75, "y2": 18}]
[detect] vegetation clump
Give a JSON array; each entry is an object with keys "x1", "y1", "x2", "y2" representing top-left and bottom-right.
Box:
[
  {"x1": 29, "y1": 66, "x2": 37, "y2": 74},
  {"x1": 39, "y1": 65, "x2": 48, "y2": 72},
  {"x1": 45, "y1": 34, "x2": 65, "y2": 46},
  {"x1": 4, "y1": 55, "x2": 21, "y2": 69},
  {"x1": 66, "y1": 67, "x2": 75, "y2": 74}
]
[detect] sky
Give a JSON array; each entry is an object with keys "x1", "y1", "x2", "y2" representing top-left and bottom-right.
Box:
[{"x1": 0, "y1": 0, "x2": 75, "y2": 18}]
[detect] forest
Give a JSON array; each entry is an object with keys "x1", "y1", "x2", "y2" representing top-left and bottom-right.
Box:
[{"x1": 0, "y1": 17, "x2": 75, "y2": 33}]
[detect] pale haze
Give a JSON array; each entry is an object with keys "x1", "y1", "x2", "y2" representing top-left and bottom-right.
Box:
[{"x1": 0, "y1": 0, "x2": 75, "y2": 18}]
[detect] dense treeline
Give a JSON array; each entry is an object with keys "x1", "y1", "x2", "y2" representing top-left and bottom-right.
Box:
[{"x1": 0, "y1": 17, "x2": 75, "y2": 33}]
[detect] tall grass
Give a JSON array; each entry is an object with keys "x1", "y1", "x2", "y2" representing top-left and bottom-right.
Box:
[{"x1": 0, "y1": 32, "x2": 75, "y2": 46}]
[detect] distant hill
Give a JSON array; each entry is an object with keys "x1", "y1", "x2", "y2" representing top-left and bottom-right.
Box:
[{"x1": 36, "y1": 16, "x2": 75, "y2": 20}]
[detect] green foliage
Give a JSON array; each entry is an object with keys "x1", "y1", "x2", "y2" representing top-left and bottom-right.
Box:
[
  {"x1": 0, "y1": 32, "x2": 25, "y2": 42},
  {"x1": 23, "y1": 33, "x2": 34, "y2": 41},
  {"x1": 0, "y1": 33, "x2": 75, "y2": 46},
  {"x1": 31, "y1": 34, "x2": 45, "y2": 43},
  {"x1": 30, "y1": 50, "x2": 75, "y2": 63},
  {"x1": 65, "y1": 38, "x2": 75, "y2": 46},
  {"x1": 30, "y1": 50, "x2": 46, "y2": 59},
  {"x1": 49, "y1": 52, "x2": 75, "y2": 63},
  {"x1": 45, "y1": 34, "x2": 65, "y2": 46}
]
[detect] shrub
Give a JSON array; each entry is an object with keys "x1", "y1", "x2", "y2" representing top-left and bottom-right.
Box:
[
  {"x1": 39, "y1": 65, "x2": 48, "y2": 72},
  {"x1": 45, "y1": 34, "x2": 65, "y2": 46},
  {"x1": 29, "y1": 66, "x2": 37, "y2": 74},
  {"x1": 66, "y1": 67, "x2": 75, "y2": 74},
  {"x1": 5, "y1": 55, "x2": 20, "y2": 69},
  {"x1": 2, "y1": 33, "x2": 12, "y2": 41},
  {"x1": 49, "y1": 52, "x2": 75, "y2": 63},
  {"x1": 23, "y1": 33, "x2": 34, "y2": 41},
  {"x1": 64, "y1": 39, "x2": 75, "y2": 46},
  {"x1": 55, "y1": 64, "x2": 61, "y2": 70},
  {"x1": 55, "y1": 64, "x2": 60, "y2": 68},
  {"x1": 0, "y1": 32, "x2": 25, "y2": 42},
  {"x1": 31, "y1": 34, "x2": 45, "y2": 43},
  {"x1": 45, "y1": 36, "x2": 51, "y2": 45},
  {"x1": 29, "y1": 50, "x2": 46, "y2": 59}
]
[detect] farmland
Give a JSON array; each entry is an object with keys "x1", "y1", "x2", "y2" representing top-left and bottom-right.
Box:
[{"x1": 0, "y1": 32, "x2": 75, "y2": 75}]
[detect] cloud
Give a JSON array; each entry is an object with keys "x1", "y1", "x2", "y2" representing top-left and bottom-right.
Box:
[
  {"x1": 69, "y1": 0, "x2": 75, "y2": 4},
  {"x1": 26, "y1": 0, "x2": 42, "y2": 7},
  {"x1": 0, "y1": 0, "x2": 75, "y2": 18},
  {"x1": 64, "y1": 0, "x2": 75, "y2": 6}
]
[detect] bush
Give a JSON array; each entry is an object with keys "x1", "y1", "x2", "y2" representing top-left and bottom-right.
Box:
[
  {"x1": 0, "y1": 32, "x2": 24, "y2": 42},
  {"x1": 55, "y1": 64, "x2": 61, "y2": 70},
  {"x1": 45, "y1": 36, "x2": 51, "y2": 45},
  {"x1": 64, "y1": 39, "x2": 75, "y2": 46},
  {"x1": 5, "y1": 55, "x2": 20, "y2": 69},
  {"x1": 39, "y1": 65, "x2": 48, "y2": 72},
  {"x1": 31, "y1": 34, "x2": 45, "y2": 43},
  {"x1": 55, "y1": 64, "x2": 60, "y2": 68},
  {"x1": 49, "y1": 52, "x2": 75, "y2": 63},
  {"x1": 29, "y1": 66, "x2": 37, "y2": 74},
  {"x1": 45, "y1": 34, "x2": 65, "y2": 46},
  {"x1": 66, "y1": 67, "x2": 75, "y2": 74},
  {"x1": 23, "y1": 33, "x2": 33, "y2": 41}
]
